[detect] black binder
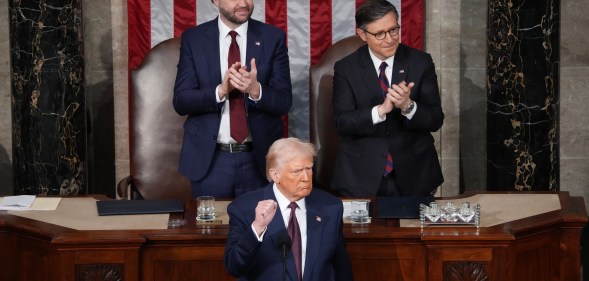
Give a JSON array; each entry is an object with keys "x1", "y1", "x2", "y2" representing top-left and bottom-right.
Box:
[
  {"x1": 96, "y1": 199, "x2": 184, "y2": 216},
  {"x1": 375, "y1": 196, "x2": 434, "y2": 219}
]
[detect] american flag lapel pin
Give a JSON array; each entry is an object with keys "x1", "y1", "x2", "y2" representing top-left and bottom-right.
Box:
[{"x1": 316, "y1": 216, "x2": 321, "y2": 222}]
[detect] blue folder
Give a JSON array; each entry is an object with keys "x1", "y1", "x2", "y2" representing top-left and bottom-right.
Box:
[
  {"x1": 375, "y1": 196, "x2": 434, "y2": 219},
  {"x1": 96, "y1": 199, "x2": 184, "y2": 216}
]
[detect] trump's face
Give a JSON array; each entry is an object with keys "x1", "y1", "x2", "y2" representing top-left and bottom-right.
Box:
[
  {"x1": 215, "y1": 0, "x2": 254, "y2": 28},
  {"x1": 271, "y1": 155, "x2": 314, "y2": 202},
  {"x1": 357, "y1": 12, "x2": 400, "y2": 61}
]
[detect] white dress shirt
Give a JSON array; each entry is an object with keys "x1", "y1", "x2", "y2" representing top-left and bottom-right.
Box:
[{"x1": 215, "y1": 20, "x2": 261, "y2": 144}]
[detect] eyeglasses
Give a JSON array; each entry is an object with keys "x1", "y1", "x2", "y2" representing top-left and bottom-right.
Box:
[{"x1": 363, "y1": 26, "x2": 401, "y2": 40}]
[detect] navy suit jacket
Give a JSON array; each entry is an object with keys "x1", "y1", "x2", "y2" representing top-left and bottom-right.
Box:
[
  {"x1": 224, "y1": 184, "x2": 353, "y2": 281},
  {"x1": 173, "y1": 18, "x2": 292, "y2": 181},
  {"x1": 332, "y1": 43, "x2": 444, "y2": 197}
]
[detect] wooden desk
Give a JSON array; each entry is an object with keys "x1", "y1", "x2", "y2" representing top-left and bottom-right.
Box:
[{"x1": 0, "y1": 192, "x2": 586, "y2": 281}]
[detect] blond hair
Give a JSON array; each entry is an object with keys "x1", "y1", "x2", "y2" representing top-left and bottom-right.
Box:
[{"x1": 265, "y1": 138, "x2": 317, "y2": 181}]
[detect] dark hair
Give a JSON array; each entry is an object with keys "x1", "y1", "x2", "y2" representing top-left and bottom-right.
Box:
[{"x1": 355, "y1": 0, "x2": 399, "y2": 30}]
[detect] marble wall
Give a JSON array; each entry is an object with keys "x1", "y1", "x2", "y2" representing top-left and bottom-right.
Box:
[
  {"x1": 9, "y1": 0, "x2": 86, "y2": 195},
  {"x1": 487, "y1": 0, "x2": 559, "y2": 191},
  {"x1": 0, "y1": 0, "x2": 587, "y2": 207}
]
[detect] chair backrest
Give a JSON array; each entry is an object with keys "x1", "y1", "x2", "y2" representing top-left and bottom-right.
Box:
[
  {"x1": 128, "y1": 37, "x2": 191, "y2": 200},
  {"x1": 309, "y1": 35, "x2": 366, "y2": 189}
]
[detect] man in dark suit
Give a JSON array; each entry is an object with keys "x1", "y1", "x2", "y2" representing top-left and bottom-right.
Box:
[
  {"x1": 173, "y1": 0, "x2": 292, "y2": 198},
  {"x1": 225, "y1": 138, "x2": 353, "y2": 281},
  {"x1": 331, "y1": 0, "x2": 444, "y2": 197}
]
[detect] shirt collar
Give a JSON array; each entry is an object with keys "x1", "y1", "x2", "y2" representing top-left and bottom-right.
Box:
[
  {"x1": 273, "y1": 184, "x2": 306, "y2": 212},
  {"x1": 218, "y1": 18, "x2": 249, "y2": 38},
  {"x1": 368, "y1": 48, "x2": 395, "y2": 73}
]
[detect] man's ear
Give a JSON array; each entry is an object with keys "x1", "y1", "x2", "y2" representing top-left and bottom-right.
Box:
[
  {"x1": 269, "y1": 168, "x2": 280, "y2": 183},
  {"x1": 357, "y1": 28, "x2": 367, "y2": 41}
]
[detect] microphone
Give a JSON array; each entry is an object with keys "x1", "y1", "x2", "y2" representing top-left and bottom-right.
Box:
[
  {"x1": 278, "y1": 233, "x2": 292, "y2": 259},
  {"x1": 277, "y1": 232, "x2": 292, "y2": 281}
]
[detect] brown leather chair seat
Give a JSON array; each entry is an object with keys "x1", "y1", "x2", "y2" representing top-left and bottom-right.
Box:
[
  {"x1": 309, "y1": 35, "x2": 365, "y2": 190},
  {"x1": 117, "y1": 38, "x2": 191, "y2": 200}
]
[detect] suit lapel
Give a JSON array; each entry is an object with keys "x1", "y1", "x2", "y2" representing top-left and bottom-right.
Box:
[
  {"x1": 205, "y1": 18, "x2": 222, "y2": 83},
  {"x1": 357, "y1": 47, "x2": 385, "y2": 104},
  {"x1": 246, "y1": 20, "x2": 263, "y2": 70},
  {"x1": 391, "y1": 44, "x2": 409, "y2": 85},
  {"x1": 301, "y1": 198, "x2": 324, "y2": 281}
]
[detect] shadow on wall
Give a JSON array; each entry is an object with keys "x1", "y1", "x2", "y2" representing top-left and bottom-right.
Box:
[
  {"x1": 458, "y1": 45, "x2": 486, "y2": 193},
  {"x1": 86, "y1": 32, "x2": 116, "y2": 197},
  {"x1": 0, "y1": 144, "x2": 13, "y2": 195},
  {"x1": 457, "y1": 0, "x2": 487, "y2": 194}
]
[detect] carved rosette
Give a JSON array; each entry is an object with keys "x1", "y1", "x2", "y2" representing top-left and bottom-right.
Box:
[
  {"x1": 76, "y1": 264, "x2": 123, "y2": 281},
  {"x1": 444, "y1": 261, "x2": 488, "y2": 281}
]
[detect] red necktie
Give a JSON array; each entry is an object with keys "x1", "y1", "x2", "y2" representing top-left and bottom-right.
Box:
[
  {"x1": 379, "y1": 62, "x2": 394, "y2": 176},
  {"x1": 288, "y1": 202, "x2": 302, "y2": 281},
  {"x1": 228, "y1": 31, "x2": 248, "y2": 144}
]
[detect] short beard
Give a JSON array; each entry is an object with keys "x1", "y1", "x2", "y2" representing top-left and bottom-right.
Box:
[{"x1": 219, "y1": 5, "x2": 253, "y2": 25}]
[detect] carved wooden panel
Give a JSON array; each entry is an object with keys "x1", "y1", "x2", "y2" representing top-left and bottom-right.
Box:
[
  {"x1": 513, "y1": 233, "x2": 558, "y2": 281},
  {"x1": 347, "y1": 243, "x2": 427, "y2": 280},
  {"x1": 152, "y1": 260, "x2": 234, "y2": 281},
  {"x1": 443, "y1": 262, "x2": 488, "y2": 281},
  {"x1": 76, "y1": 264, "x2": 123, "y2": 281},
  {"x1": 0, "y1": 192, "x2": 585, "y2": 281}
]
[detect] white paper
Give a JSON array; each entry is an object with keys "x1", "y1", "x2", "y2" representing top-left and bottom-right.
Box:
[
  {"x1": 342, "y1": 201, "x2": 352, "y2": 218},
  {"x1": 0, "y1": 195, "x2": 36, "y2": 210},
  {"x1": 29, "y1": 197, "x2": 62, "y2": 211}
]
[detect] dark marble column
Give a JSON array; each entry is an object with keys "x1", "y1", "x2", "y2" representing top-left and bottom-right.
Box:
[
  {"x1": 10, "y1": 0, "x2": 86, "y2": 195},
  {"x1": 486, "y1": 0, "x2": 559, "y2": 191}
]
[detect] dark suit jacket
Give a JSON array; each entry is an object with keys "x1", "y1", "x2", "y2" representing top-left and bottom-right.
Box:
[
  {"x1": 224, "y1": 184, "x2": 353, "y2": 281},
  {"x1": 173, "y1": 18, "x2": 292, "y2": 181},
  {"x1": 331, "y1": 43, "x2": 444, "y2": 197}
]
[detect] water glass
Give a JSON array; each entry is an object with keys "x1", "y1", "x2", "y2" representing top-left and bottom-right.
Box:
[
  {"x1": 196, "y1": 196, "x2": 216, "y2": 221},
  {"x1": 350, "y1": 200, "x2": 369, "y2": 224}
]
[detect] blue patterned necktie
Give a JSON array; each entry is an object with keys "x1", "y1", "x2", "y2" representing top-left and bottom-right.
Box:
[
  {"x1": 379, "y1": 61, "x2": 390, "y2": 96},
  {"x1": 379, "y1": 62, "x2": 394, "y2": 176}
]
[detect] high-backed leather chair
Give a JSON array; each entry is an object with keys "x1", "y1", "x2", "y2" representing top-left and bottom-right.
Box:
[
  {"x1": 117, "y1": 38, "x2": 192, "y2": 200},
  {"x1": 309, "y1": 35, "x2": 366, "y2": 189}
]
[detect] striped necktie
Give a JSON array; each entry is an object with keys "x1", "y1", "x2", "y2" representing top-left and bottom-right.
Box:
[
  {"x1": 379, "y1": 62, "x2": 394, "y2": 176},
  {"x1": 379, "y1": 61, "x2": 390, "y2": 96}
]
